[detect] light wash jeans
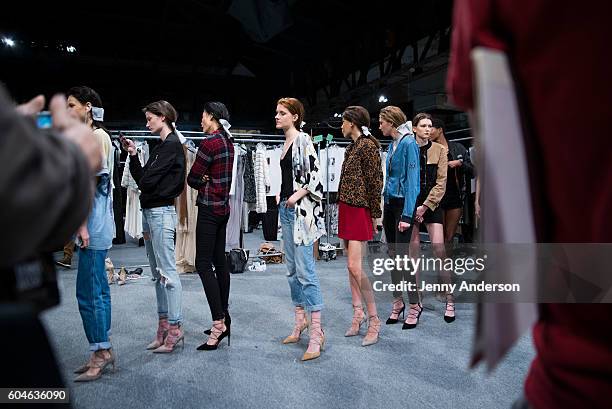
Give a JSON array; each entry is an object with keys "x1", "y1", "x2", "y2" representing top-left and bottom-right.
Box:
[
  {"x1": 279, "y1": 201, "x2": 324, "y2": 312},
  {"x1": 142, "y1": 206, "x2": 183, "y2": 325},
  {"x1": 76, "y1": 248, "x2": 112, "y2": 351}
]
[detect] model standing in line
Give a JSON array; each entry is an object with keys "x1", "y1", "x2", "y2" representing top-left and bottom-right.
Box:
[
  {"x1": 70, "y1": 86, "x2": 116, "y2": 381},
  {"x1": 338, "y1": 106, "x2": 384, "y2": 346},
  {"x1": 430, "y1": 118, "x2": 474, "y2": 244},
  {"x1": 378, "y1": 106, "x2": 421, "y2": 326},
  {"x1": 409, "y1": 113, "x2": 454, "y2": 326},
  {"x1": 275, "y1": 97, "x2": 327, "y2": 361},
  {"x1": 121, "y1": 100, "x2": 186, "y2": 352},
  {"x1": 187, "y1": 102, "x2": 234, "y2": 351},
  {"x1": 56, "y1": 86, "x2": 114, "y2": 270}
]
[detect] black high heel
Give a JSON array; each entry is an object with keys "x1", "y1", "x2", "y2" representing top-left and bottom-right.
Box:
[
  {"x1": 385, "y1": 303, "x2": 406, "y2": 325},
  {"x1": 204, "y1": 311, "x2": 231, "y2": 335},
  {"x1": 402, "y1": 303, "x2": 423, "y2": 330},
  {"x1": 197, "y1": 327, "x2": 230, "y2": 351}
]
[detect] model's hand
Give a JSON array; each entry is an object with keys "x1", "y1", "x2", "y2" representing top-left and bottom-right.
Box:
[
  {"x1": 448, "y1": 159, "x2": 463, "y2": 168},
  {"x1": 119, "y1": 135, "x2": 137, "y2": 156},
  {"x1": 398, "y1": 221, "x2": 411, "y2": 232},
  {"x1": 415, "y1": 205, "x2": 427, "y2": 224},
  {"x1": 77, "y1": 225, "x2": 90, "y2": 248}
]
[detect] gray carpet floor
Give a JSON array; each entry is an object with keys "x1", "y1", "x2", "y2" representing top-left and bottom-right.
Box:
[{"x1": 43, "y1": 229, "x2": 534, "y2": 409}]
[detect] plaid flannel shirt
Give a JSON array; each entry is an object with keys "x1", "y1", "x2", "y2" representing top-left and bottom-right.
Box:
[{"x1": 187, "y1": 130, "x2": 234, "y2": 215}]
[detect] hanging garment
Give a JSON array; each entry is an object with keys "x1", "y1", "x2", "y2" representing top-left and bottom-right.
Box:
[
  {"x1": 319, "y1": 145, "x2": 345, "y2": 192},
  {"x1": 121, "y1": 143, "x2": 149, "y2": 240},
  {"x1": 254, "y1": 143, "x2": 269, "y2": 213},
  {"x1": 243, "y1": 148, "x2": 256, "y2": 203},
  {"x1": 265, "y1": 146, "x2": 282, "y2": 197},
  {"x1": 124, "y1": 188, "x2": 143, "y2": 239},
  {"x1": 327, "y1": 202, "x2": 339, "y2": 235},
  {"x1": 229, "y1": 143, "x2": 240, "y2": 196},
  {"x1": 175, "y1": 144, "x2": 198, "y2": 273},
  {"x1": 112, "y1": 142, "x2": 126, "y2": 244},
  {"x1": 226, "y1": 149, "x2": 245, "y2": 251}
]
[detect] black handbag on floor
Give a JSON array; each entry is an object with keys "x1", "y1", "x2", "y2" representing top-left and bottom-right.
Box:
[{"x1": 226, "y1": 249, "x2": 249, "y2": 274}]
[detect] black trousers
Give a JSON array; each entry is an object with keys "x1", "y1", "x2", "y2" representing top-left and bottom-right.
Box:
[
  {"x1": 382, "y1": 198, "x2": 418, "y2": 303},
  {"x1": 195, "y1": 206, "x2": 230, "y2": 321}
]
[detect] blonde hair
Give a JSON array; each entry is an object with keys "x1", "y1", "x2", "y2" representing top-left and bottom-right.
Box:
[{"x1": 379, "y1": 106, "x2": 407, "y2": 128}]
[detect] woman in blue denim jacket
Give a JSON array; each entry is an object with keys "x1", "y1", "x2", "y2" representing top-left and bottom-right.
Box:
[
  {"x1": 378, "y1": 106, "x2": 421, "y2": 328},
  {"x1": 74, "y1": 167, "x2": 115, "y2": 382}
]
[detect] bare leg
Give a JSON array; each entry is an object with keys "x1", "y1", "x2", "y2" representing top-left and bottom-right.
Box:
[
  {"x1": 426, "y1": 223, "x2": 455, "y2": 321},
  {"x1": 345, "y1": 239, "x2": 363, "y2": 308},
  {"x1": 443, "y1": 208, "x2": 463, "y2": 244},
  {"x1": 344, "y1": 239, "x2": 365, "y2": 336}
]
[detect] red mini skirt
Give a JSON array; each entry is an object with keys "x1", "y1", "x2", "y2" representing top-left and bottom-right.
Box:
[{"x1": 338, "y1": 201, "x2": 373, "y2": 241}]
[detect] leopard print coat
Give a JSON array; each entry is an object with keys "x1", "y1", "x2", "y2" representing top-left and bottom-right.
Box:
[{"x1": 338, "y1": 135, "x2": 383, "y2": 218}]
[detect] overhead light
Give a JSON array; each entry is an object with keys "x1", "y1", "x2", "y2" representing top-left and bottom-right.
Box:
[
  {"x1": 66, "y1": 45, "x2": 77, "y2": 53},
  {"x1": 378, "y1": 95, "x2": 388, "y2": 103},
  {"x1": 2, "y1": 37, "x2": 15, "y2": 47}
]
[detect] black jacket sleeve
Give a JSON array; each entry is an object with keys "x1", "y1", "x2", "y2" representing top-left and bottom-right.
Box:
[
  {"x1": 130, "y1": 142, "x2": 178, "y2": 193},
  {"x1": 451, "y1": 141, "x2": 475, "y2": 179},
  {"x1": 0, "y1": 85, "x2": 93, "y2": 267}
]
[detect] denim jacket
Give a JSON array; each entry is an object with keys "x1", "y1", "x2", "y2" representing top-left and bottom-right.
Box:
[
  {"x1": 87, "y1": 169, "x2": 114, "y2": 251},
  {"x1": 383, "y1": 135, "x2": 420, "y2": 222}
]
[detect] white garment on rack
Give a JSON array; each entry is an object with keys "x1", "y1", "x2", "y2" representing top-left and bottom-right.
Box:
[
  {"x1": 124, "y1": 188, "x2": 143, "y2": 239},
  {"x1": 121, "y1": 142, "x2": 149, "y2": 190},
  {"x1": 265, "y1": 146, "x2": 282, "y2": 196},
  {"x1": 229, "y1": 143, "x2": 240, "y2": 196},
  {"x1": 319, "y1": 145, "x2": 345, "y2": 192},
  {"x1": 121, "y1": 142, "x2": 149, "y2": 240},
  {"x1": 254, "y1": 144, "x2": 268, "y2": 213},
  {"x1": 226, "y1": 152, "x2": 245, "y2": 251}
]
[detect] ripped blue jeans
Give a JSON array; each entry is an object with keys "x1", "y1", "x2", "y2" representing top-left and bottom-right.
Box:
[{"x1": 142, "y1": 206, "x2": 183, "y2": 325}]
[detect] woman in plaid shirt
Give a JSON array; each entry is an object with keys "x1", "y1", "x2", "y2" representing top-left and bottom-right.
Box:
[{"x1": 187, "y1": 102, "x2": 234, "y2": 351}]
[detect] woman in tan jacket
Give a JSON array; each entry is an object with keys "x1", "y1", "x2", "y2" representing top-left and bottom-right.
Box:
[
  {"x1": 406, "y1": 113, "x2": 455, "y2": 328},
  {"x1": 338, "y1": 106, "x2": 384, "y2": 346}
]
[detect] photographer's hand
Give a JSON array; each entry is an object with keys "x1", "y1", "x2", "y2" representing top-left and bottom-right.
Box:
[{"x1": 16, "y1": 94, "x2": 45, "y2": 116}]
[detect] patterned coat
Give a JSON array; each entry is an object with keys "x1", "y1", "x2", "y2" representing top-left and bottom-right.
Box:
[
  {"x1": 291, "y1": 132, "x2": 326, "y2": 245},
  {"x1": 338, "y1": 135, "x2": 383, "y2": 218}
]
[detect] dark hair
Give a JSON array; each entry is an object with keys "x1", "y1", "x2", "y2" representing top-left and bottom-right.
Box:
[
  {"x1": 342, "y1": 105, "x2": 380, "y2": 148},
  {"x1": 412, "y1": 112, "x2": 433, "y2": 128},
  {"x1": 142, "y1": 100, "x2": 178, "y2": 131},
  {"x1": 67, "y1": 85, "x2": 107, "y2": 131},
  {"x1": 277, "y1": 97, "x2": 304, "y2": 129},
  {"x1": 202, "y1": 101, "x2": 230, "y2": 131},
  {"x1": 431, "y1": 118, "x2": 445, "y2": 132}
]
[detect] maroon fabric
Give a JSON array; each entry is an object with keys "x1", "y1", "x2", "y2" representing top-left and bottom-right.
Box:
[
  {"x1": 338, "y1": 201, "x2": 373, "y2": 241},
  {"x1": 187, "y1": 130, "x2": 234, "y2": 216},
  {"x1": 447, "y1": 2, "x2": 612, "y2": 408}
]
